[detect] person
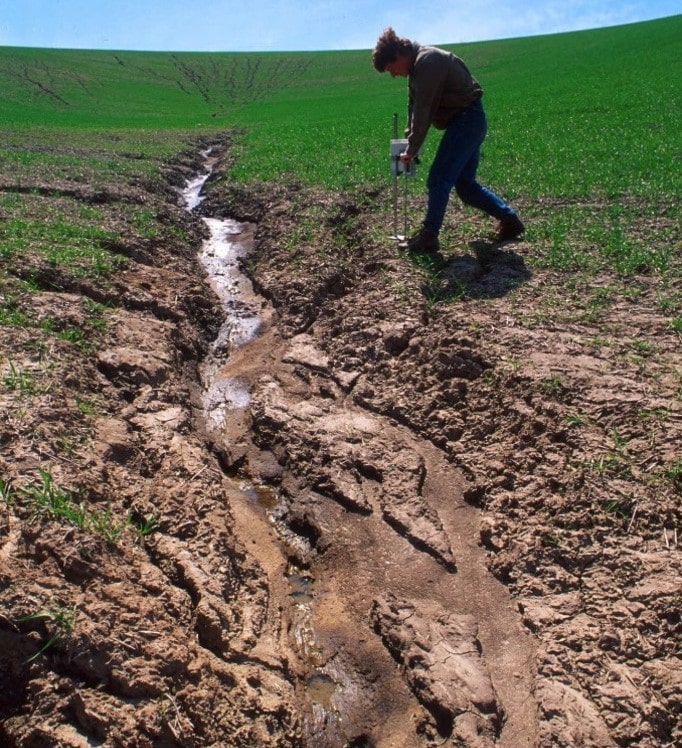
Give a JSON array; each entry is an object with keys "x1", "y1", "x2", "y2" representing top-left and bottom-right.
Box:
[{"x1": 372, "y1": 27, "x2": 525, "y2": 254}]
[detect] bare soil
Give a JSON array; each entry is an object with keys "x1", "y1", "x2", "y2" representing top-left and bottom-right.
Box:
[{"x1": 0, "y1": 136, "x2": 679, "y2": 747}]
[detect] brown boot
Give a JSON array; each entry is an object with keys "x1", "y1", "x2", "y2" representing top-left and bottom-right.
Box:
[
  {"x1": 407, "y1": 228, "x2": 440, "y2": 254},
  {"x1": 495, "y1": 215, "x2": 525, "y2": 241}
]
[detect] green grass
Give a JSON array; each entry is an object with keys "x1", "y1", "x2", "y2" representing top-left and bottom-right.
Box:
[
  {"x1": 2, "y1": 468, "x2": 165, "y2": 548},
  {"x1": 2, "y1": 468, "x2": 126, "y2": 546},
  {"x1": 2, "y1": 361, "x2": 35, "y2": 394},
  {"x1": 127, "y1": 512, "x2": 159, "y2": 540},
  {"x1": 1, "y1": 213, "x2": 123, "y2": 276},
  {"x1": 664, "y1": 459, "x2": 682, "y2": 489},
  {"x1": 19, "y1": 468, "x2": 88, "y2": 527},
  {"x1": 0, "y1": 296, "x2": 28, "y2": 326},
  {"x1": 0, "y1": 293, "x2": 108, "y2": 354},
  {"x1": 0, "y1": 16, "x2": 680, "y2": 295},
  {"x1": 223, "y1": 17, "x2": 682, "y2": 201},
  {"x1": 1, "y1": 16, "x2": 679, "y2": 197},
  {"x1": 18, "y1": 603, "x2": 79, "y2": 662}
]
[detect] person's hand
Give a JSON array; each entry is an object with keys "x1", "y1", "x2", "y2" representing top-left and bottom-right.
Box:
[{"x1": 399, "y1": 152, "x2": 413, "y2": 164}]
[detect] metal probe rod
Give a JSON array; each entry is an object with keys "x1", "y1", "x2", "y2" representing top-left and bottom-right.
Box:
[
  {"x1": 403, "y1": 159, "x2": 409, "y2": 239},
  {"x1": 392, "y1": 112, "x2": 399, "y2": 238}
]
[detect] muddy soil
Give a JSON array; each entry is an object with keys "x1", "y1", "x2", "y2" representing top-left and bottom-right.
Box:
[{"x1": 0, "y1": 137, "x2": 680, "y2": 747}]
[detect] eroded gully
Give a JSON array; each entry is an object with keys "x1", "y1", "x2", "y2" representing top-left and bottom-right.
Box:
[{"x1": 183, "y1": 152, "x2": 539, "y2": 747}]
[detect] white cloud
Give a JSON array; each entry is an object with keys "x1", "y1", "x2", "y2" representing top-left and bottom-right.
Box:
[{"x1": 408, "y1": 1, "x2": 616, "y2": 45}]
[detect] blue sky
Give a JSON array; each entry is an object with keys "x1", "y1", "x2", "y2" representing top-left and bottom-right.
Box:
[{"x1": 1, "y1": 1, "x2": 679, "y2": 52}]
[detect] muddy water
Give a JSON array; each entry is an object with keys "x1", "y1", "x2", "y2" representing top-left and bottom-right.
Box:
[
  {"x1": 182, "y1": 157, "x2": 332, "y2": 723},
  {"x1": 183, "y1": 152, "x2": 261, "y2": 433}
]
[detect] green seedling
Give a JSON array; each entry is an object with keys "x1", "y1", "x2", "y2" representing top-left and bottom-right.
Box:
[
  {"x1": 631, "y1": 340, "x2": 655, "y2": 356},
  {"x1": 21, "y1": 468, "x2": 86, "y2": 528},
  {"x1": 0, "y1": 477, "x2": 15, "y2": 509},
  {"x1": 601, "y1": 496, "x2": 632, "y2": 521},
  {"x1": 663, "y1": 459, "x2": 682, "y2": 489},
  {"x1": 11, "y1": 469, "x2": 126, "y2": 544},
  {"x1": 88, "y1": 506, "x2": 123, "y2": 546},
  {"x1": 75, "y1": 397, "x2": 97, "y2": 416},
  {"x1": 57, "y1": 327, "x2": 90, "y2": 352},
  {"x1": 609, "y1": 428, "x2": 628, "y2": 451},
  {"x1": 83, "y1": 298, "x2": 109, "y2": 331},
  {"x1": 542, "y1": 532, "x2": 562, "y2": 547},
  {"x1": 0, "y1": 298, "x2": 28, "y2": 327},
  {"x1": 132, "y1": 209, "x2": 160, "y2": 239},
  {"x1": 537, "y1": 376, "x2": 563, "y2": 397},
  {"x1": 589, "y1": 451, "x2": 632, "y2": 480},
  {"x1": 18, "y1": 604, "x2": 78, "y2": 663},
  {"x1": 127, "y1": 512, "x2": 159, "y2": 539},
  {"x1": 2, "y1": 361, "x2": 34, "y2": 394}
]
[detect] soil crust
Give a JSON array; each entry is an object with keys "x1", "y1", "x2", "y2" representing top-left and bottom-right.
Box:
[{"x1": 1, "y1": 136, "x2": 679, "y2": 747}]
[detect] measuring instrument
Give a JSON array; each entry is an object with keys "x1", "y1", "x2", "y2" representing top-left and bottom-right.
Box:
[{"x1": 389, "y1": 112, "x2": 417, "y2": 244}]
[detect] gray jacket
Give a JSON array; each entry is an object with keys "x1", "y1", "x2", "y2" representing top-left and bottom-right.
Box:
[{"x1": 406, "y1": 44, "x2": 483, "y2": 156}]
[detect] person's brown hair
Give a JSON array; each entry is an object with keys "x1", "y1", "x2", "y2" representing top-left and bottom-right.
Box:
[{"x1": 372, "y1": 27, "x2": 414, "y2": 72}]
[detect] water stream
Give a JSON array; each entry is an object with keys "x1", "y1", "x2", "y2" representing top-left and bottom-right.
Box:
[{"x1": 182, "y1": 150, "x2": 262, "y2": 434}]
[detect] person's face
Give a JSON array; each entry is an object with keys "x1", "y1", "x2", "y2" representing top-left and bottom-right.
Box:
[{"x1": 385, "y1": 54, "x2": 410, "y2": 77}]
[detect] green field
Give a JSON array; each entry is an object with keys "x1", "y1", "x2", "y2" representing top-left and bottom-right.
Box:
[
  {"x1": 0, "y1": 15, "x2": 680, "y2": 281},
  {"x1": 1, "y1": 16, "x2": 680, "y2": 194}
]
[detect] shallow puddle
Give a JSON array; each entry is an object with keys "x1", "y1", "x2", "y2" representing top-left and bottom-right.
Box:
[
  {"x1": 287, "y1": 570, "x2": 314, "y2": 604},
  {"x1": 240, "y1": 481, "x2": 280, "y2": 511},
  {"x1": 306, "y1": 671, "x2": 338, "y2": 710}
]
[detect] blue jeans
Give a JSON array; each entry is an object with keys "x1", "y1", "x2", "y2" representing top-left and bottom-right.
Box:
[{"x1": 423, "y1": 98, "x2": 516, "y2": 234}]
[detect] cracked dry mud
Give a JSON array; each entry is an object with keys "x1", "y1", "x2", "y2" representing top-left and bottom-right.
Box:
[{"x1": 1, "y1": 137, "x2": 680, "y2": 747}]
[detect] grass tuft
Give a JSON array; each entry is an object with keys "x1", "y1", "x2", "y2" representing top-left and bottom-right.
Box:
[{"x1": 17, "y1": 603, "x2": 78, "y2": 663}]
